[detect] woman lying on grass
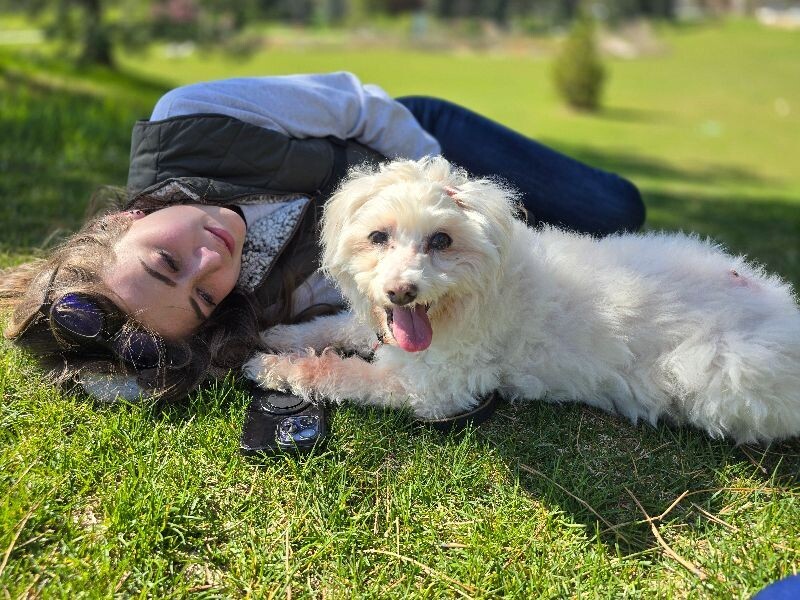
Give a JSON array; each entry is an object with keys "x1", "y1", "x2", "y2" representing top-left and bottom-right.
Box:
[{"x1": 0, "y1": 72, "x2": 644, "y2": 403}]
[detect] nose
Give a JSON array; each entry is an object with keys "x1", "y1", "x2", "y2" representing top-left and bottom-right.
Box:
[
  {"x1": 386, "y1": 283, "x2": 418, "y2": 306},
  {"x1": 194, "y1": 245, "x2": 224, "y2": 276}
]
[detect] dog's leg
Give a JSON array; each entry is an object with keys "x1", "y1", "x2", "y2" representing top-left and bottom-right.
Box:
[
  {"x1": 243, "y1": 350, "x2": 408, "y2": 409},
  {"x1": 260, "y1": 312, "x2": 376, "y2": 355}
]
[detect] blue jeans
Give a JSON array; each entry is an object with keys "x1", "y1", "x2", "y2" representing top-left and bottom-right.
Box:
[
  {"x1": 754, "y1": 574, "x2": 800, "y2": 599},
  {"x1": 398, "y1": 96, "x2": 645, "y2": 235}
]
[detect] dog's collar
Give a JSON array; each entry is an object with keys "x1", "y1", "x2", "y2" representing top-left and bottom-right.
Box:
[
  {"x1": 416, "y1": 391, "x2": 500, "y2": 433},
  {"x1": 369, "y1": 329, "x2": 500, "y2": 432},
  {"x1": 371, "y1": 331, "x2": 385, "y2": 352}
]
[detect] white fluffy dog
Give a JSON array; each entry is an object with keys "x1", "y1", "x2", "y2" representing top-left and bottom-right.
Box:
[{"x1": 244, "y1": 156, "x2": 800, "y2": 444}]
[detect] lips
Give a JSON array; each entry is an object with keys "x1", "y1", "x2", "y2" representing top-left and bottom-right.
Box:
[{"x1": 206, "y1": 227, "x2": 235, "y2": 255}]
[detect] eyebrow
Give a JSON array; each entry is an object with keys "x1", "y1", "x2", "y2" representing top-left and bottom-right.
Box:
[
  {"x1": 189, "y1": 298, "x2": 208, "y2": 322},
  {"x1": 140, "y1": 259, "x2": 208, "y2": 322}
]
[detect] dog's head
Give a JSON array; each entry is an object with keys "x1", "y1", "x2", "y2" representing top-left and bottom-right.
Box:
[{"x1": 321, "y1": 156, "x2": 519, "y2": 353}]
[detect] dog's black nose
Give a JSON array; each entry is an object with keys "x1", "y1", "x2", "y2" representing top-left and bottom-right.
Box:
[{"x1": 386, "y1": 284, "x2": 418, "y2": 306}]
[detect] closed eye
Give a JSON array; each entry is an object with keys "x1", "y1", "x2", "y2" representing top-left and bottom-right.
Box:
[
  {"x1": 157, "y1": 249, "x2": 180, "y2": 272},
  {"x1": 197, "y1": 288, "x2": 216, "y2": 307}
]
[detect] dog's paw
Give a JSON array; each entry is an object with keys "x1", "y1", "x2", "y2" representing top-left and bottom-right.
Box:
[
  {"x1": 242, "y1": 352, "x2": 294, "y2": 392},
  {"x1": 259, "y1": 325, "x2": 303, "y2": 353}
]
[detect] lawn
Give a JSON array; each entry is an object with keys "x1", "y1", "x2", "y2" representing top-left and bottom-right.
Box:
[{"x1": 1, "y1": 18, "x2": 799, "y2": 598}]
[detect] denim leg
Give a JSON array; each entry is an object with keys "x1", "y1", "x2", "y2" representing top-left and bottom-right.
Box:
[
  {"x1": 753, "y1": 575, "x2": 800, "y2": 600},
  {"x1": 397, "y1": 96, "x2": 645, "y2": 235}
]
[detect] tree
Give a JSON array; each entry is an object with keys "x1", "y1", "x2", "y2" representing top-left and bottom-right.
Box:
[
  {"x1": 602, "y1": 0, "x2": 678, "y2": 21},
  {"x1": 552, "y1": 13, "x2": 607, "y2": 111},
  {"x1": 0, "y1": 0, "x2": 146, "y2": 67},
  {"x1": 2, "y1": 0, "x2": 257, "y2": 67},
  {"x1": 72, "y1": 0, "x2": 113, "y2": 65},
  {"x1": 22, "y1": 0, "x2": 118, "y2": 66}
]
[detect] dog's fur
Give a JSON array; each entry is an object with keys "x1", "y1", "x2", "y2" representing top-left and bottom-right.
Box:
[{"x1": 244, "y1": 157, "x2": 800, "y2": 444}]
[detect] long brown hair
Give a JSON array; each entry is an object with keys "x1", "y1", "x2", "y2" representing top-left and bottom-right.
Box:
[{"x1": 1, "y1": 200, "x2": 262, "y2": 403}]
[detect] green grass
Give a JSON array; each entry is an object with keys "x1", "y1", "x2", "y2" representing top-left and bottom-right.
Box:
[{"x1": 1, "y1": 18, "x2": 800, "y2": 598}]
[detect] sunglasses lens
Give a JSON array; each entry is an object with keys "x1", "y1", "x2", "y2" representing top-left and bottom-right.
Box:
[
  {"x1": 114, "y1": 330, "x2": 161, "y2": 369},
  {"x1": 51, "y1": 293, "x2": 163, "y2": 370},
  {"x1": 51, "y1": 293, "x2": 104, "y2": 338}
]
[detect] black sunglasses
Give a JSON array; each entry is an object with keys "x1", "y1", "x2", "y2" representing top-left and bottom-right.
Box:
[{"x1": 48, "y1": 292, "x2": 163, "y2": 370}]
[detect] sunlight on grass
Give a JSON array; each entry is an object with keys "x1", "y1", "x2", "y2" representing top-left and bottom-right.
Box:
[{"x1": 1, "y1": 18, "x2": 799, "y2": 598}]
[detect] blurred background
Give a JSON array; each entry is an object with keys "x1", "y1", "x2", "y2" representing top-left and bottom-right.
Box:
[{"x1": 1, "y1": 0, "x2": 798, "y2": 282}]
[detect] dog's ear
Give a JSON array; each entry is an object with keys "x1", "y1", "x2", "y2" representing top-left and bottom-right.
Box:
[
  {"x1": 321, "y1": 161, "x2": 415, "y2": 279},
  {"x1": 321, "y1": 165, "x2": 375, "y2": 278},
  {"x1": 443, "y1": 186, "x2": 467, "y2": 209},
  {"x1": 446, "y1": 175, "x2": 520, "y2": 264},
  {"x1": 442, "y1": 172, "x2": 527, "y2": 234}
]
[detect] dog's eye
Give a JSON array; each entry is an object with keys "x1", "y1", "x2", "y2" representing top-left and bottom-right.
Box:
[
  {"x1": 427, "y1": 232, "x2": 452, "y2": 251},
  {"x1": 368, "y1": 230, "x2": 389, "y2": 245}
]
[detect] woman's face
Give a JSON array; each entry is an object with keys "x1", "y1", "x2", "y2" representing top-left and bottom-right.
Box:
[{"x1": 104, "y1": 204, "x2": 246, "y2": 339}]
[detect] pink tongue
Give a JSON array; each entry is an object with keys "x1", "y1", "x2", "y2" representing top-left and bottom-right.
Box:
[{"x1": 390, "y1": 305, "x2": 433, "y2": 352}]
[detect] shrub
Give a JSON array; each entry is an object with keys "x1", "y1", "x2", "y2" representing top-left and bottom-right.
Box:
[{"x1": 552, "y1": 15, "x2": 607, "y2": 111}]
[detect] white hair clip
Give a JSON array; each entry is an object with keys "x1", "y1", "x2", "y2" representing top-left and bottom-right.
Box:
[{"x1": 80, "y1": 373, "x2": 145, "y2": 403}]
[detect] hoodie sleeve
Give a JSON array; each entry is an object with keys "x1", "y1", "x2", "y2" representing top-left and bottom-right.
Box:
[{"x1": 150, "y1": 72, "x2": 441, "y2": 160}]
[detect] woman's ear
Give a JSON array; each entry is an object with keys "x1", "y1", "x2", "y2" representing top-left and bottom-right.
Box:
[
  {"x1": 103, "y1": 209, "x2": 146, "y2": 226},
  {"x1": 109, "y1": 209, "x2": 146, "y2": 221},
  {"x1": 94, "y1": 210, "x2": 144, "y2": 234}
]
